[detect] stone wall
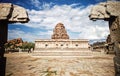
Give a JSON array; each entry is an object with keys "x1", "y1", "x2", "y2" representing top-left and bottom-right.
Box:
[{"x1": 35, "y1": 39, "x2": 89, "y2": 50}]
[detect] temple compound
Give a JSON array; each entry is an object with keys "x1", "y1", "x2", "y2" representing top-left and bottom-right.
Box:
[{"x1": 35, "y1": 23, "x2": 89, "y2": 51}]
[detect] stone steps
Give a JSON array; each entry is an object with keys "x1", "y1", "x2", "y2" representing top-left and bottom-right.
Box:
[
  {"x1": 32, "y1": 50, "x2": 93, "y2": 57},
  {"x1": 35, "y1": 48, "x2": 89, "y2": 51}
]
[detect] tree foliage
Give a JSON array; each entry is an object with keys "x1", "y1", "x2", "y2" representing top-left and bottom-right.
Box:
[
  {"x1": 4, "y1": 41, "x2": 35, "y2": 52},
  {"x1": 21, "y1": 42, "x2": 35, "y2": 51}
]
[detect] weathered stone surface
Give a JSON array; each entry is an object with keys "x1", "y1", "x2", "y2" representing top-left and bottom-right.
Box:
[
  {"x1": 51, "y1": 23, "x2": 69, "y2": 39},
  {"x1": 0, "y1": 3, "x2": 29, "y2": 75},
  {"x1": 106, "y1": 34, "x2": 111, "y2": 43},
  {"x1": 89, "y1": 1, "x2": 120, "y2": 51},
  {"x1": 89, "y1": 1, "x2": 120, "y2": 75},
  {"x1": 89, "y1": 1, "x2": 120, "y2": 20},
  {"x1": 0, "y1": 3, "x2": 29, "y2": 23},
  {"x1": 109, "y1": 16, "x2": 120, "y2": 42},
  {"x1": 0, "y1": 3, "x2": 29, "y2": 56},
  {"x1": 107, "y1": 1, "x2": 120, "y2": 16},
  {"x1": 105, "y1": 34, "x2": 114, "y2": 54},
  {"x1": 0, "y1": 3, "x2": 12, "y2": 20},
  {"x1": 7, "y1": 38, "x2": 23, "y2": 47},
  {"x1": 89, "y1": 3, "x2": 110, "y2": 20},
  {"x1": 114, "y1": 56, "x2": 120, "y2": 76}
]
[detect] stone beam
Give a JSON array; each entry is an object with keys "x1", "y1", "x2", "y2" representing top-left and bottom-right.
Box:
[{"x1": 0, "y1": 3, "x2": 29, "y2": 23}]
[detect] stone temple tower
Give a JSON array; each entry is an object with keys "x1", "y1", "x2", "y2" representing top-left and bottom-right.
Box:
[{"x1": 51, "y1": 23, "x2": 69, "y2": 39}]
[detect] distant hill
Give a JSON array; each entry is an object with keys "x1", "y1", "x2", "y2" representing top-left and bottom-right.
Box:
[{"x1": 89, "y1": 39, "x2": 106, "y2": 44}]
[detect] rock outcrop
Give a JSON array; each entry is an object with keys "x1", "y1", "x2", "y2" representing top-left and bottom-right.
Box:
[
  {"x1": 51, "y1": 23, "x2": 69, "y2": 39},
  {"x1": 89, "y1": 1, "x2": 120, "y2": 76},
  {"x1": 6, "y1": 38, "x2": 23, "y2": 47}
]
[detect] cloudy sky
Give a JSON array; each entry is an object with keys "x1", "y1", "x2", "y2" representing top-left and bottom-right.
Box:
[{"x1": 1, "y1": 0, "x2": 111, "y2": 42}]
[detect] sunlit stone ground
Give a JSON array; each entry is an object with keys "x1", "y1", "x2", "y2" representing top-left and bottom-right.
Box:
[{"x1": 5, "y1": 52, "x2": 114, "y2": 76}]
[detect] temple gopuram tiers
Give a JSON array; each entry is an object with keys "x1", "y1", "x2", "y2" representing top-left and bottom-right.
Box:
[{"x1": 52, "y1": 23, "x2": 69, "y2": 39}]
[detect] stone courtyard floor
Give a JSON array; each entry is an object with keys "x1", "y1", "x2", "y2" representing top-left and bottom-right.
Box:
[{"x1": 5, "y1": 52, "x2": 114, "y2": 76}]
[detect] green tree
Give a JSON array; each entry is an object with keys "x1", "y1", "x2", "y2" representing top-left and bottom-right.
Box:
[
  {"x1": 20, "y1": 42, "x2": 35, "y2": 52},
  {"x1": 27, "y1": 42, "x2": 35, "y2": 50}
]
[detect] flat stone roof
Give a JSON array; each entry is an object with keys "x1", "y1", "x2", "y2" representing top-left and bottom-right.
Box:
[{"x1": 35, "y1": 39, "x2": 89, "y2": 42}]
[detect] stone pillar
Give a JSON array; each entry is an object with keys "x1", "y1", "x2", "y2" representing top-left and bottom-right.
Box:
[
  {"x1": 109, "y1": 16, "x2": 120, "y2": 76},
  {"x1": 0, "y1": 20, "x2": 8, "y2": 76},
  {"x1": 0, "y1": 3, "x2": 29, "y2": 76},
  {"x1": 89, "y1": 1, "x2": 120, "y2": 75}
]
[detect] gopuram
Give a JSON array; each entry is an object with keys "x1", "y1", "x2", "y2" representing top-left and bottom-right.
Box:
[
  {"x1": 34, "y1": 23, "x2": 89, "y2": 56},
  {"x1": 89, "y1": 1, "x2": 120, "y2": 76},
  {"x1": 51, "y1": 23, "x2": 69, "y2": 39}
]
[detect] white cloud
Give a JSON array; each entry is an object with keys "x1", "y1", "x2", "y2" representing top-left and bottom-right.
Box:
[
  {"x1": 8, "y1": 28, "x2": 53, "y2": 42},
  {"x1": 8, "y1": 29, "x2": 37, "y2": 42},
  {"x1": 30, "y1": 0, "x2": 41, "y2": 9},
  {"x1": 29, "y1": 0, "x2": 54, "y2": 10},
  {"x1": 10, "y1": 3, "x2": 110, "y2": 41}
]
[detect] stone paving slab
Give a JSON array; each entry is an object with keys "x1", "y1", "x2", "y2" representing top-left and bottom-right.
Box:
[{"x1": 5, "y1": 52, "x2": 114, "y2": 76}]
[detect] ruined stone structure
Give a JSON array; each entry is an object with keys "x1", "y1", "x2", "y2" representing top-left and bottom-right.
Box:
[
  {"x1": 34, "y1": 23, "x2": 89, "y2": 56},
  {"x1": 89, "y1": 1, "x2": 120, "y2": 76},
  {"x1": 52, "y1": 23, "x2": 69, "y2": 39},
  {"x1": 0, "y1": 3, "x2": 29, "y2": 76}
]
